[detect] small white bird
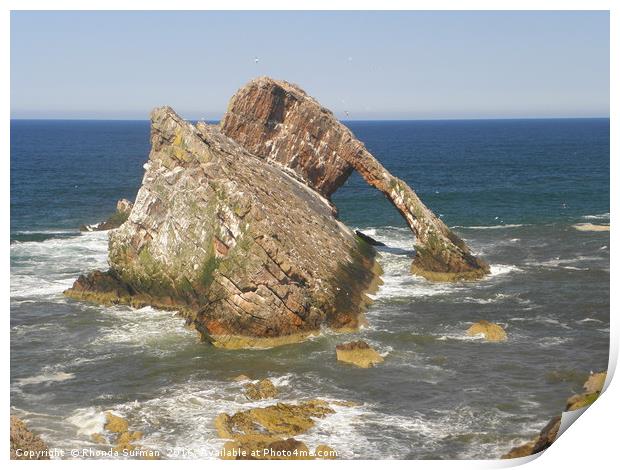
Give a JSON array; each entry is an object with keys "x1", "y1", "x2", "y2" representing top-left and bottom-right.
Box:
[{"x1": 254, "y1": 56, "x2": 259, "y2": 64}]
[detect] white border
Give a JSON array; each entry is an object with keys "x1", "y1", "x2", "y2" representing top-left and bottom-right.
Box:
[{"x1": 2, "y1": 1, "x2": 616, "y2": 469}]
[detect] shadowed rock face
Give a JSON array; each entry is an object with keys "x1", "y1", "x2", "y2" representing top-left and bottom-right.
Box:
[
  {"x1": 66, "y1": 106, "x2": 380, "y2": 348},
  {"x1": 221, "y1": 77, "x2": 489, "y2": 281}
]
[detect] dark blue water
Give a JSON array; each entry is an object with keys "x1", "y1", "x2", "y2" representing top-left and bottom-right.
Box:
[
  {"x1": 10, "y1": 118, "x2": 610, "y2": 459},
  {"x1": 11, "y1": 118, "x2": 609, "y2": 235},
  {"x1": 335, "y1": 119, "x2": 609, "y2": 228}
]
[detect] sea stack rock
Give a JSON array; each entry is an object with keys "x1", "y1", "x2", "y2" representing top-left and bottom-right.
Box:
[
  {"x1": 66, "y1": 106, "x2": 380, "y2": 348},
  {"x1": 221, "y1": 77, "x2": 489, "y2": 281}
]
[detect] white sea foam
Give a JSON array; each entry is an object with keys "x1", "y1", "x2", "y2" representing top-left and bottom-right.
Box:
[
  {"x1": 528, "y1": 254, "x2": 605, "y2": 272},
  {"x1": 538, "y1": 336, "x2": 571, "y2": 348},
  {"x1": 583, "y1": 212, "x2": 610, "y2": 220},
  {"x1": 461, "y1": 293, "x2": 530, "y2": 305},
  {"x1": 359, "y1": 225, "x2": 522, "y2": 302},
  {"x1": 15, "y1": 371, "x2": 75, "y2": 387},
  {"x1": 576, "y1": 318, "x2": 604, "y2": 324},
  {"x1": 89, "y1": 306, "x2": 196, "y2": 352},
  {"x1": 489, "y1": 264, "x2": 522, "y2": 277},
  {"x1": 451, "y1": 224, "x2": 526, "y2": 230},
  {"x1": 67, "y1": 407, "x2": 107, "y2": 436},
  {"x1": 10, "y1": 231, "x2": 109, "y2": 299}
]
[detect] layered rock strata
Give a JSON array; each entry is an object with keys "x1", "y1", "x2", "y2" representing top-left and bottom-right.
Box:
[
  {"x1": 221, "y1": 77, "x2": 489, "y2": 281},
  {"x1": 66, "y1": 106, "x2": 380, "y2": 348}
]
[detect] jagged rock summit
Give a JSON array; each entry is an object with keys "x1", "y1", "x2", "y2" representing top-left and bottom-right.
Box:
[
  {"x1": 66, "y1": 77, "x2": 488, "y2": 348},
  {"x1": 221, "y1": 77, "x2": 489, "y2": 281}
]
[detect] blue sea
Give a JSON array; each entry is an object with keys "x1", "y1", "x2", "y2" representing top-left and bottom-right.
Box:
[{"x1": 10, "y1": 118, "x2": 610, "y2": 459}]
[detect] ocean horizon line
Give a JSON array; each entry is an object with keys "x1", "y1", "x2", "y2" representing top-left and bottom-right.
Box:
[{"x1": 9, "y1": 116, "x2": 611, "y2": 123}]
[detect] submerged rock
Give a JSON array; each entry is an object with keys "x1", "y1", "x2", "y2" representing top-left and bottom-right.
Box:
[
  {"x1": 221, "y1": 77, "x2": 489, "y2": 281},
  {"x1": 244, "y1": 378, "x2": 278, "y2": 400},
  {"x1": 10, "y1": 416, "x2": 49, "y2": 460},
  {"x1": 80, "y1": 199, "x2": 133, "y2": 232},
  {"x1": 336, "y1": 340, "x2": 384, "y2": 368},
  {"x1": 466, "y1": 320, "x2": 507, "y2": 342},
  {"x1": 232, "y1": 374, "x2": 251, "y2": 382}
]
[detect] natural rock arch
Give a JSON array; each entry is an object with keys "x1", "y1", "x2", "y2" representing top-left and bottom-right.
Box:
[{"x1": 220, "y1": 77, "x2": 489, "y2": 281}]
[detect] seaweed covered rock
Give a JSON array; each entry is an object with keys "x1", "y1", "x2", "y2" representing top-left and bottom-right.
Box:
[
  {"x1": 221, "y1": 77, "x2": 489, "y2": 281},
  {"x1": 215, "y1": 400, "x2": 335, "y2": 440},
  {"x1": 335, "y1": 340, "x2": 384, "y2": 368},
  {"x1": 244, "y1": 379, "x2": 278, "y2": 401},
  {"x1": 66, "y1": 106, "x2": 380, "y2": 348},
  {"x1": 466, "y1": 320, "x2": 507, "y2": 342}
]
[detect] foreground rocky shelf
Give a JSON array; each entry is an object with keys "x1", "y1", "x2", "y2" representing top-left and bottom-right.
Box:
[
  {"x1": 65, "y1": 77, "x2": 488, "y2": 348},
  {"x1": 216, "y1": 377, "x2": 343, "y2": 460}
]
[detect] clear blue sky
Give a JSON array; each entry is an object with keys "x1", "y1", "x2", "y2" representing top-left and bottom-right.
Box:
[{"x1": 11, "y1": 10, "x2": 609, "y2": 120}]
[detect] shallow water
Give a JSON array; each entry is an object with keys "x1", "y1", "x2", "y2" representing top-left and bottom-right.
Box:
[{"x1": 10, "y1": 119, "x2": 609, "y2": 459}]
